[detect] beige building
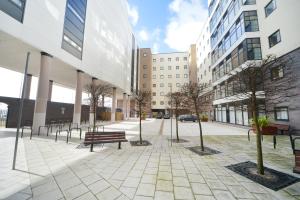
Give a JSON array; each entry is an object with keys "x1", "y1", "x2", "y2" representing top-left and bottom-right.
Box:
[
  {"x1": 188, "y1": 44, "x2": 197, "y2": 84},
  {"x1": 151, "y1": 52, "x2": 190, "y2": 112},
  {"x1": 139, "y1": 48, "x2": 152, "y2": 92}
]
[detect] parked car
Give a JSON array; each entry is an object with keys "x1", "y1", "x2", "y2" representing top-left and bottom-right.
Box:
[
  {"x1": 164, "y1": 114, "x2": 170, "y2": 119},
  {"x1": 178, "y1": 115, "x2": 197, "y2": 122},
  {"x1": 156, "y1": 113, "x2": 163, "y2": 119}
]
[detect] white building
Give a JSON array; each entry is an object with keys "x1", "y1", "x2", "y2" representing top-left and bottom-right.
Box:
[
  {"x1": 151, "y1": 52, "x2": 190, "y2": 112},
  {"x1": 208, "y1": 0, "x2": 300, "y2": 126},
  {"x1": 0, "y1": 0, "x2": 138, "y2": 132}
]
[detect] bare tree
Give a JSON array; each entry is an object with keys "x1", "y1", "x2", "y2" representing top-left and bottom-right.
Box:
[
  {"x1": 182, "y1": 83, "x2": 205, "y2": 151},
  {"x1": 131, "y1": 89, "x2": 151, "y2": 144},
  {"x1": 85, "y1": 83, "x2": 110, "y2": 132},
  {"x1": 230, "y1": 54, "x2": 292, "y2": 175},
  {"x1": 167, "y1": 91, "x2": 185, "y2": 142}
]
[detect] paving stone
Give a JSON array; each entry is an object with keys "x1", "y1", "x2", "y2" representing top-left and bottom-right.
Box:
[
  {"x1": 206, "y1": 179, "x2": 227, "y2": 190},
  {"x1": 172, "y1": 169, "x2": 187, "y2": 177},
  {"x1": 74, "y1": 192, "x2": 97, "y2": 200},
  {"x1": 174, "y1": 186, "x2": 194, "y2": 200},
  {"x1": 81, "y1": 174, "x2": 102, "y2": 186},
  {"x1": 187, "y1": 174, "x2": 205, "y2": 183},
  {"x1": 88, "y1": 180, "x2": 110, "y2": 194},
  {"x1": 173, "y1": 177, "x2": 190, "y2": 187},
  {"x1": 133, "y1": 196, "x2": 154, "y2": 200},
  {"x1": 136, "y1": 183, "x2": 156, "y2": 197},
  {"x1": 195, "y1": 195, "x2": 216, "y2": 200},
  {"x1": 156, "y1": 180, "x2": 173, "y2": 192},
  {"x1": 141, "y1": 174, "x2": 157, "y2": 184},
  {"x1": 191, "y1": 183, "x2": 212, "y2": 195},
  {"x1": 64, "y1": 184, "x2": 89, "y2": 200},
  {"x1": 154, "y1": 191, "x2": 174, "y2": 200},
  {"x1": 122, "y1": 177, "x2": 140, "y2": 188},
  {"x1": 212, "y1": 190, "x2": 236, "y2": 200},
  {"x1": 96, "y1": 186, "x2": 122, "y2": 200},
  {"x1": 120, "y1": 186, "x2": 136, "y2": 199},
  {"x1": 157, "y1": 171, "x2": 172, "y2": 180},
  {"x1": 227, "y1": 185, "x2": 254, "y2": 199}
]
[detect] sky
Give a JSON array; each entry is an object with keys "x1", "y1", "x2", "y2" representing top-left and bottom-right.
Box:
[
  {"x1": 127, "y1": 0, "x2": 208, "y2": 53},
  {"x1": 0, "y1": 0, "x2": 209, "y2": 106}
]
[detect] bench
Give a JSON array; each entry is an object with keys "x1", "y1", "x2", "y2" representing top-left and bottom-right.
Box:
[
  {"x1": 289, "y1": 129, "x2": 300, "y2": 174},
  {"x1": 21, "y1": 120, "x2": 32, "y2": 138},
  {"x1": 84, "y1": 132, "x2": 128, "y2": 152},
  {"x1": 248, "y1": 126, "x2": 278, "y2": 149},
  {"x1": 270, "y1": 123, "x2": 290, "y2": 135},
  {"x1": 55, "y1": 128, "x2": 70, "y2": 143}
]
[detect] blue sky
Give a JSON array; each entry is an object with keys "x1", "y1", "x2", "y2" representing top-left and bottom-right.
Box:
[{"x1": 127, "y1": 0, "x2": 208, "y2": 53}]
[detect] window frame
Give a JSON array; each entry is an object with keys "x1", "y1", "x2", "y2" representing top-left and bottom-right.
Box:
[
  {"x1": 265, "y1": 0, "x2": 277, "y2": 17},
  {"x1": 274, "y1": 106, "x2": 289, "y2": 121},
  {"x1": 270, "y1": 65, "x2": 284, "y2": 81},
  {"x1": 268, "y1": 29, "x2": 281, "y2": 48}
]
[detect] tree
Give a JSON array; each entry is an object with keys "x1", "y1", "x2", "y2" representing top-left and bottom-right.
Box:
[
  {"x1": 85, "y1": 83, "x2": 110, "y2": 132},
  {"x1": 182, "y1": 83, "x2": 205, "y2": 151},
  {"x1": 167, "y1": 91, "x2": 185, "y2": 142},
  {"x1": 131, "y1": 89, "x2": 151, "y2": 144},
  {"x1": 230, "y1": 54, "x2": 292, "y2": 175}
]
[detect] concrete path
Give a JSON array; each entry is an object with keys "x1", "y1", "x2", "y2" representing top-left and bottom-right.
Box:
[{"x1": 0, "y1": 119, "x2": 299, "y2": 200}]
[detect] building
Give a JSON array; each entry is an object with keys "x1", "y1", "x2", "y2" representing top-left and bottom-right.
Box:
[
  {"x1": 188, "y1": 44, "x2": 197, "y2": 84},
  {"x1": 151, "y1": 52, "x2": 190, "y2": 114},
  {"x1": 195, "y1": 20, "x2": 214, "y2": 120},
  {"x1": 207, "y1": 0, "x2": 300, "y2": 128},
  {"x1": 0, "y1": 0, "x2": 139, "y2": 132}
]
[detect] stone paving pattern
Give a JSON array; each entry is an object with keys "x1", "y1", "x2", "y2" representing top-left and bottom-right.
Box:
[{"x1": 0, "y1": 119, "x2": 300, "y2": 200}]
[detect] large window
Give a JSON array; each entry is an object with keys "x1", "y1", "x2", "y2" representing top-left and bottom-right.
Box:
[
  {"x1": 0, "y1": 0, "x2": 26, "y2": 22},
  {"x1": 271, "y1": 65, "x2": 284, "y2": 80},
  {"x1": 274, "y1": 107, "x2": 289, "y2": 121},
  {"x1": 246, "y1": 38, "x2": 262, "y2": 60},
  {"x1": 269, "y1": 30, "x2": 281, "y2": 48},
  {"x1": 62, "y1": 0, "x2": 87, "y2": 59},
  {"x1": 244, "y1": 11, "x2": 259, "y2": 32},
  {"x1": 265, "y1": 0, "x2": 276, "y2": 17}
]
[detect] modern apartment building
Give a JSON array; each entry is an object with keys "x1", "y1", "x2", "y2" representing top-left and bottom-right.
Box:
[
  {"x1": 151, "y1": 52, "x2": 190, "y2": 113},
  {"x1": 0, "y1": 0, "x2": 138, "y2": 132},
  {"x1": 195, "y1": 20, "x2": 214, "y2": 120},
  {"x1": 207, "y1": 0, "x2": 300, "y2": 128}
]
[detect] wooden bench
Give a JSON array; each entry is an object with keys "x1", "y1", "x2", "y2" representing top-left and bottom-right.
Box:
[
  {"x1": 248, "y1": 126, "x2": 278, "y2": 149},
  {"x1": 84, "y1": 132, "x2": 128, "y2": 152},
  {"x1": 270, "y1": 123, "x2": 290, "y2": 135}
]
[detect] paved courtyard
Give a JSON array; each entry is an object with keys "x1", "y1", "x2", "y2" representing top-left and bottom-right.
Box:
[{"x1": 0, "y1": 119, "x2": 300, "y2": 200}]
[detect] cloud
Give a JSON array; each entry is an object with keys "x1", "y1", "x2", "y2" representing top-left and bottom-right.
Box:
[
  {"x1": 152, "y1": 43, "x2": 160, "y2": 54},
  {"x1": 164, "y1": 0, "x2": 208, "y2": 51},
  {"x1": 138, "y1": 29, "x2": 149, "y2": 41},
  {"x1": 127, "y1": 2, "x2": 139, "y2": 26}
]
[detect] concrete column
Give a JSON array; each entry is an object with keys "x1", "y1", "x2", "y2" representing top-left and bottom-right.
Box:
[
  {"x1": 89, "y1": 78, "x2": 97, "y2": 126},
  {"x1": 73, "y1": 70, "x2": 83, "y2": 125},
  {"x1": 127, "y1": 95, "x2": 130, "y2": 119},
  {"x1": 24, "y1": 74, "x2": 32, "y2": 99},
  {"x1": 32, "y1": 52, "x2": 52, "y2": 133},
  {"x1": 48, "y1": 80, "x2": 53, "y2": 101},
  {"x1": 123, "y1": 93, "x2": 127, "y2": 120},
  {"x1": 111, "y1": 87, "x2": 117, "y2": 122}
]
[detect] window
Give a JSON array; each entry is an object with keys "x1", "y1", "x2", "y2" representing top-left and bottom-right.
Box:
[
  {"x1": 168, "y1": 58, "x2": 172, "y2": 61},
  {"x1": 168, "y1": 66, "x2": 172, "y2": 70},
  {"x1": 176, "y1": 83, "x2": 180, "y2": 87},
  {"x1": 143, "y1": 65, "x2": 147, "y2": 69},
  {"x1": 152, "y1": 75, "x2": 156, "y2": 79},
  {"x1": 176, "y1": 74, "x2": 180, "y2": 78},
  {"x1": 269, "y1": 30, "x2": 281, "y2": 48},
  {"x1": 274, "y1": 107, "x2": 289, "y2": 121},
  {"x1": 247, "y1": 38, "x2": 262, "y2": 60},
  {"x1": 62, "y1": 0, "x2": 87, "y2": 59},
  {"x1": 168, "y1": 83, "x2": 172, "y2": 87},
  {"x1": 152, "y1": 101, "x2": 156, "y2": 105},
  {"x1": 265, "y1": 0, "x2": 276, "y2": 17},
  {"x1": 184, "y1": 74, "x2": 188, "y2": 78},
  {"x1": 0, "y1": 0, "x2": 27, "y2": 22},
  {"x1": 153, "y1": 59, "x2": 156, "y2": 62},
  {"x1": 243, "y1": 0, "x2": 256, "y2": 5},
  {"x1": 160, "y1": 92, "x2": 164, "y2": 96},
  {"x1": 153, "y1": 67, "x2": 156, "y2": 71},
  {"x1": 271, "y1": 66, "x2": 284, "y2": 80},
  {"x1": 176, "y1": 57, "x2": 179, "y2": 61},
  {"x1": 160, "y1": 83, "x2": 164, "y2": 87},
  {"x1": 160, "y1": 66, "x2": 164, "y2": 70},
  {"x1": 160, "y1": 101, "x2": 164, "y2": 105},
  {"x1": 152, "y1": 92, "x2": 156, "y2": 96},
  {"x1": 153, "y1": 84, "x2": 156, "y2": 88},
  {"x1": 176, "y1": 66, "x2": 179, "y2": 70},
  {"x1": 184, "y1": 65, "x2": 188, "y2": 69},
  {"x1": 183, "y1": 57, "x2": 188, "y2": 61},
  {"x1": 143, "y1": 74, "x2": 147, "y2": 78},
  {"x1": 160, "y1": 58, "x2": 164, "y2": 62},
  {"x1": 244, "y1": 11, "x2": 259, "y2": 32},
  {"x1": 160, "y1": 75, "x2": 164, "y2": 79},
  {"x1": 143, "y1": 53, "x2": 147, "y2": 57},
  {"x1": 168, "y1": 75, "x2": 172, "y2": 78}
]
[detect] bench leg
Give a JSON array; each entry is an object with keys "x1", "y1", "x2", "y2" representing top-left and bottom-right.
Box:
[
  {"x1": 247, "y1": 130, "x2": 251, "y2": 141},
  {"x1": 80, "y1": 129, "x2": 82, "y2": 140},
  {"x1": 30, "y1": 128, "x2": 32, "y2": 140},
  {"x1": 66, "y1": 131, "x2": 69, "y2": 143},
  {"x1": 273, "y1": 135, "x2": 277, "y2": 149},
  {"x1": 70, "y1": 130, "x2": 72, "y2": 139},
  {"x1": 38, "y1": 127, "x2": 41, "y2": 136},
  {"x1": 90, "y1": 143, "x2": 94, "y2": 152},
  {"x1": 21, "y1": 128, "x2": 24, "y2": 138},
  {"x1": 118, "y1": 142, "x2": 121, "y2": 149},
  {"x1": 47, "y1": 127, "x2": 49, "y2": 136},
  {"x1": 55, "y1": 131, "x2": 58, "y2": 142}
]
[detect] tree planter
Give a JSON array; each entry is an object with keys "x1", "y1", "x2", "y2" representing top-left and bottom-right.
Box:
[
  {"x1": 252, "y1": 125, "x2": 278, "y2": 135},
  {"x1": 201, "y1": 119, "x2": 208, "y2": 122}
]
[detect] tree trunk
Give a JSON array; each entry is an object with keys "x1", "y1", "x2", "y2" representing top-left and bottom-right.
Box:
[
  {"x1": 175, "y1": 108, "x2": 179, "y2": 141},
  {"x1": 252, "y1": 95, "x2": 264, "y2": 175},
  {"x1": 139, "y1": 104, "x2": 142, "y2": 144},
  {"x1": 93, "y1": 102, "x2": 97, "y2": 132},
  {"x1": 194, "y1": 99, "x2": 204, "y2": 151}
]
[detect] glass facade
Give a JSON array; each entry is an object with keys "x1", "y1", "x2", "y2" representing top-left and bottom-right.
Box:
[
  {"x1": 0, "y1": 0, "x2": 26, "y2": 22},
  {"x1": 62, "y1": 0, "x2": 87, "y2": 59}
]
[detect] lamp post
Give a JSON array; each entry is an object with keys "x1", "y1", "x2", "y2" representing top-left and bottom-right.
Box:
[{"x1": 12, "y1": 52, "x2": 30, "y2": 170}]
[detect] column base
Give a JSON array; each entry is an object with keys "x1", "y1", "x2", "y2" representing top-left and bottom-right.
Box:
[
  {"x1": 32, "y1": 112, "x2": 46, "y2": 134},
  {"x1": 73, "y1": 113, "x2": 81, "y2": 125}
]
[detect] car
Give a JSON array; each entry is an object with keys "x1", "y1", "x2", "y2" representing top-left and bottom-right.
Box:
[
  {"x1": 178, "y1": 114, "x2": 197, "y2": 122},
  {"x1": 156, "y1": 113, "x2": 163, "y2": 119},
  {"x1": 163, "y1": 114, "x2": 170, "y2": 119}
]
